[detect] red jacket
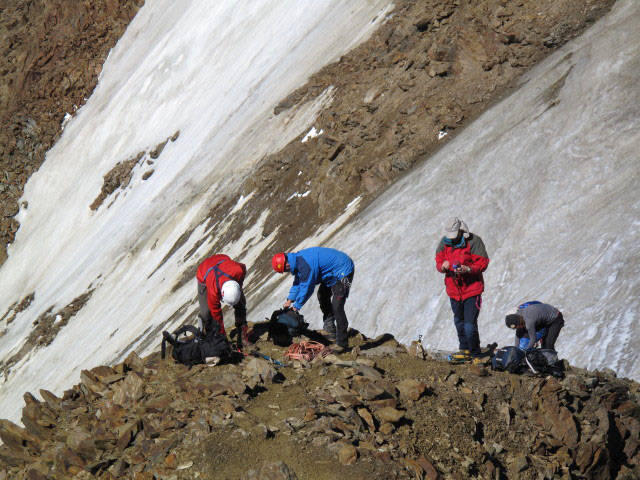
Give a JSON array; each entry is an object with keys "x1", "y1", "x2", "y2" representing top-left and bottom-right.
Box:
[
  {"x1": 196, "y1": 254, "x2": 246, "y2": 332},
  {"x1": 435, "y1": 234, "x2": 489, "y2": 301}
]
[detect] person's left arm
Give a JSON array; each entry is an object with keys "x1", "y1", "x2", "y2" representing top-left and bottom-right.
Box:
[{"x1": 466, "y1": 235, "x2": 490, "y2": 274}]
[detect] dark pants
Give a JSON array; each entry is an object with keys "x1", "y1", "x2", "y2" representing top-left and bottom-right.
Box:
[
  {"x1": 197, "y1": 281, "x2": 246, "y2": 335},
  {"x1": 318, "y1": 271, "x2": 354, "y2": 348},
  {"x1": 450, "y1": 295, "x2": 482, "y2": 356},
  {"x1": 542, "y1": 313, "x2": 564, "y2": 350}
]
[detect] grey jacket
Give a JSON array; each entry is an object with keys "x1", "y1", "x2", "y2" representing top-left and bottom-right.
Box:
[{"x1": 515, "y1": 303, "x2": 560, "y2": 347}]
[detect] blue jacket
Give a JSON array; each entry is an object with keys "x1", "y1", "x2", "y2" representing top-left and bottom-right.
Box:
[{"x1": 286, "y1": 247, "x2": 354, "y2": 310}]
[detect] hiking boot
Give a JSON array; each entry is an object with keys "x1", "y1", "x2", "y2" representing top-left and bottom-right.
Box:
[
  {"x1": 322, "y1": 317, "x2": 336, "y2": 340},
  {"x1": 320, "y1": 329, "x2": 336, "y2": 342},
  {"x1": 330, "y1": 343, "x2": 349, "y2": 354},
  {"x1": 447, "y1": 350, "x2": 471, "y2": 363}
]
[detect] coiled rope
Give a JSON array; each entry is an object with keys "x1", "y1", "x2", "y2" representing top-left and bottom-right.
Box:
[{"x1": 284, "y1": 341, "x2": 332, "y2": 362}]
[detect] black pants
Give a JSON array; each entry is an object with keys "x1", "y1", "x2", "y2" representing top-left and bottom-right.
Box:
[
  {"x1": 542, "y1": 313, "x2": 564, "y2": 351},
  {"x1": 197, "y1": 280, "x2": 246, "y2": 335},
  {"x1": 317, "y1": 271, "x2": 354, "y2": 347}
]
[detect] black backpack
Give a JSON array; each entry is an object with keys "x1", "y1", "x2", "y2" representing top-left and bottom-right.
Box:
[
  {"x1": 491, "y1": 346, "x2": 526, "y2": 373},
  {"x1": 524, "y1": 348, "x2": 565, "y2": 378},
  {"x1": 161, "y1": 324, "x2": 231, "y2": 366},
  {"x1": 268, "y1": 308, "x2": 308, "y2": 338}
]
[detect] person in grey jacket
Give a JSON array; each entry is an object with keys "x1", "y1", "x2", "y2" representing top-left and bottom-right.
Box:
[{"x1": 505, "y1": 302, "x2": 565, "y2": 351}]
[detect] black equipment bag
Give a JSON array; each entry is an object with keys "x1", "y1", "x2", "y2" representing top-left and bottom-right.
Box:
[
  {"x1": 268, "y1": 308, "x2": 308, "y2": 338},
  {"x1": 162, "y1": 324, "x2": 231, "y2": 366},
  {"x1": 524, "y1": 348, "x2": 565, "y2": 378}
]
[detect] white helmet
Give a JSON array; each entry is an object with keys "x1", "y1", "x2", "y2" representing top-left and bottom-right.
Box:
[{"x1": 221, "y1": 280, "x2": 242, "y2": 305}]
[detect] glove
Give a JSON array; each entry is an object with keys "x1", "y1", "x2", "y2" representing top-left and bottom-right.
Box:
[{"x1": 238, "y1": 324, "x2": 251, "y2": 350}]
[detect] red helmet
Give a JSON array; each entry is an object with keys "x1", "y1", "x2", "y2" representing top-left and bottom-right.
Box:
[{"x1": 271, "y1": 253, "x2": 286, "y2": 273}]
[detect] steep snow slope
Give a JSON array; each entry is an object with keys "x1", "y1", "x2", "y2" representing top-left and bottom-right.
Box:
[
  {"x1": 254, "y1": 0, "x2": 640, "y2": 378},
  {"x1": 0, "y1": 0, "x2": 392, "y2": 423}
]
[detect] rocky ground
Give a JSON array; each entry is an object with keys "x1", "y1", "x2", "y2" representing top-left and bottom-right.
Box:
[
  {"x1": 0, "y1": 0, "x2": 145, "y2": 266},
  {"x1": 1, "y1": 328, "x2": 639, "y2": 479}
]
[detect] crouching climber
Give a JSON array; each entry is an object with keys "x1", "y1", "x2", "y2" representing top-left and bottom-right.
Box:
[
  {"x1": 196, "y1": 254, "x2": 250, "y2": 349},
  {"x1": 505, "y1": 301, "x2": 564, "y2": 352},
  {"x1": 271, "y1": 247, "x2": 354, "y2": 353}
]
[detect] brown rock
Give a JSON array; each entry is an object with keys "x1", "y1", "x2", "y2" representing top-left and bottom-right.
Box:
[
  {"x1": 0, "y1": 445, "x2": 34, "y2": 466},
  {"x1": 123, "y1": 351, "x2": 145, "y2": 373},
  {"x1": 374, "y1": 450, "x2": 392, "y2": 462},
  {"x1": 25, "y1": 470, "x2": 48, "y2": 480},
  {"x1": 338, "y1": 444, "x2": 358, "y2": 465},
  {"x1": 242, "y1": 358, "x2": 279, "y2": 384},
  {"x1": 357, "y1": 408, "x2": 376, "y2": 431},
  {"x1": 165, "y1": 453, "x2": 178, "y2": 469},
  {"x1": 66, "y1": 428, "x2": 96, "y2": 460},
  {"x1": 375, "y1": 407, "x2": 405, "y2": 424},
  {"x1": 360, "y1": 381, "x2": 386, "y2": 400},
  {"x1": 111, "y1": 371, "x2": 145, "y2": 405},
  {"x1": 379, "y1": 422, "x2": 395, "y2": 435},
  {"x1": 403, "y1": 458, "x2": 424, "y2": 478},
  {"x1": 369, "y1": 398, "x2": 398, "y2": 410},
  {"x1": 0, "y1": 419, "x2": 40, "y2": 453},
  {"x1": 396, "y1": 379, "x2": 428, "y2": 401},
  {"x1": 416, "y1": 456, "x2": 441, "y2": 480}
]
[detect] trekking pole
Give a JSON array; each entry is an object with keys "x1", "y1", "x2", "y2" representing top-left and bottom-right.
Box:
[{"x1": 250, "y1": 350, "x2": 285, "y2": 367}]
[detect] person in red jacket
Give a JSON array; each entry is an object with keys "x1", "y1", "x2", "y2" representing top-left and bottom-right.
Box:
[
  {"x1": 196, "y1": 254, "x2": 249, "y2": 349},
  {"x1": 435, "y1": 217, "x2": 490, "y2": 363}
]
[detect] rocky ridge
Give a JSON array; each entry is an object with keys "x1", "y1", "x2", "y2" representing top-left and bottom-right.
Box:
[{"x1": 1, "y1": 329, "x2": 639, "y2": 479}]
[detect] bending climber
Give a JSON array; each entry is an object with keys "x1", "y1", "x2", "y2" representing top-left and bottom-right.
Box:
[
  {"x1": 271, "y1": 247, "x2": 354, "y2": 353},
  {"x1": 505, "y1": 301, "x2": 564, "y2": 351},
  {"x1": 196, "y1": 254, "x2": 249, "y2": 349},
  {"x1": 435, "y1": 217, "x2": 490, "y2": 363}
]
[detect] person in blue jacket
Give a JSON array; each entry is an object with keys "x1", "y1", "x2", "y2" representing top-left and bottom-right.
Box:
[{"x1": 272, "y1": 247, "x2": 355, "y2": 352}]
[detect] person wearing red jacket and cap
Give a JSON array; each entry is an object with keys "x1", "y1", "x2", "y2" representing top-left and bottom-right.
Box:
[
  {"x1": 196, "y1": 254, "x2": 249, "y2": 349},
  {"x1": 435, "y1": 217, "x2": 490, "y2": 363}
]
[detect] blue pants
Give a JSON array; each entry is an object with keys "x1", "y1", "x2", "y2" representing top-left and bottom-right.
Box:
[{"x1": 450, "y1": 295, "x2": 482, "y2": 356}]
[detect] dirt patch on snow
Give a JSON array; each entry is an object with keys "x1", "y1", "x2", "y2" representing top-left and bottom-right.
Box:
[{"x1": 0, "y1": 290, "x2": 93, "y2": 380}]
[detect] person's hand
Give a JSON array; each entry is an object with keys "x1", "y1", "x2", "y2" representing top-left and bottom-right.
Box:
[
  {"x1": 283, "y1": 299, "x2": 293, "y2": 309},
  {"x1": 292, "y1": 306, "x2": 299, "y2": 313},
  {"x1": 441, "y1": 261, "x2": 450, "y2": 272},
  {"x1": 460, "y1": 265, "x2": 472, "y2": 274}
]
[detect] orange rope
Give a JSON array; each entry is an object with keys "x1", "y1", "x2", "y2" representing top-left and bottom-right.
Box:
[{"x1": 284, "y1": 341, "x2": 332, "y2": 362}]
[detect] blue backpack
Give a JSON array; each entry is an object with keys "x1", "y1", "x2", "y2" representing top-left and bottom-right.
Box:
[{"x1": 491, "y1": 346, "x2": 525, "y2": 373}]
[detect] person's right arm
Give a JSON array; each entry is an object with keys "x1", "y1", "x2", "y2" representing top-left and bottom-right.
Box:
[{"x1": 435, "y1": 239, "x2": 450, "y2": 272}]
